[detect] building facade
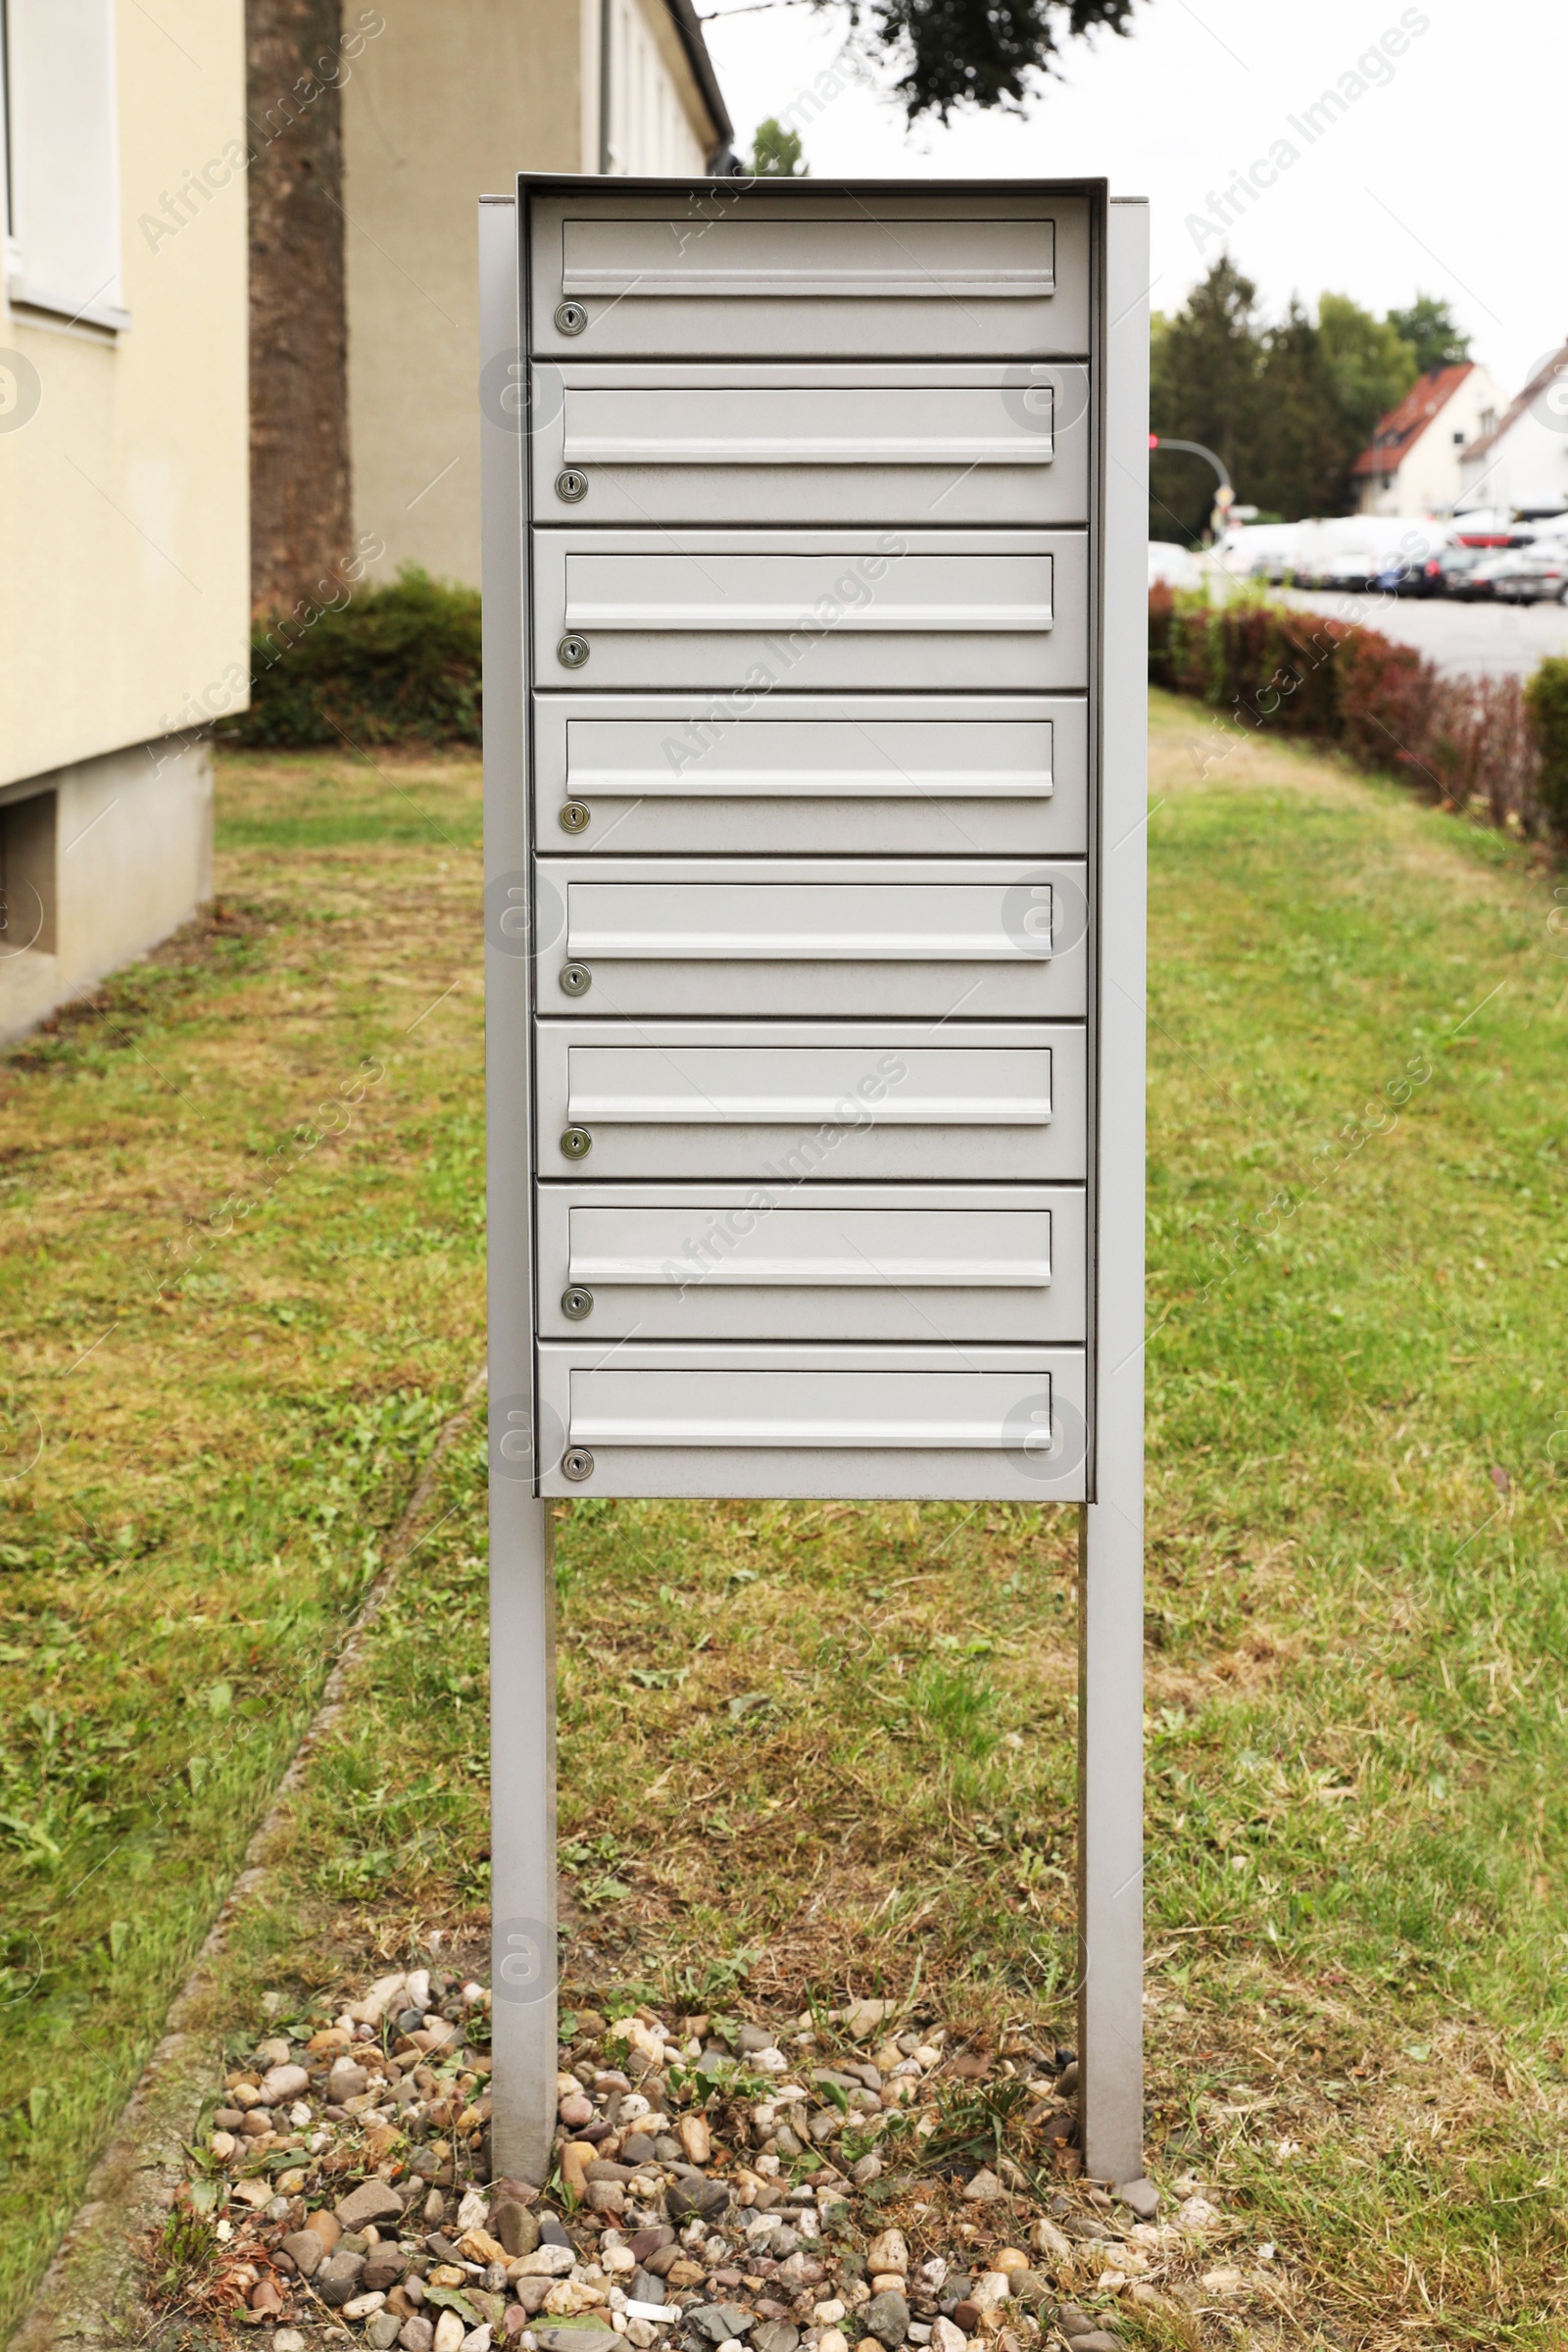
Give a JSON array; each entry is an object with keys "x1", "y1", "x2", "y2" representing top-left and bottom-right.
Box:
[
  {"x1": 343, "y1": 0, "x2": 731, "y2": 588},
  {"x1": 0, "y1": 0, "x2": 250, "y2": 1044},
  {"x1": 1457, "y1": 343, "x2": 1568, "y2": 518},
  {"x1": 247, "y1": 0, "x2": 734, "y2": 612},
  {"x1": 1351, "y1": 361, "x2": 1505, "y2": 517}
]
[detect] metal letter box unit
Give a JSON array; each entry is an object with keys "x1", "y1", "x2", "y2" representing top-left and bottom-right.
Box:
[
  {"x1": 488, "y1": 180, "x2": 1136, "y2": 1503},
  {"x1": 482, "y1": 177, "x2": 1151, "y2": 2188}
]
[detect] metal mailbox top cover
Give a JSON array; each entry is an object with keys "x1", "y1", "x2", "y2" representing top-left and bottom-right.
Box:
[{"x1": 521, "y1": 180, "x2": 1096, "y2": 360}]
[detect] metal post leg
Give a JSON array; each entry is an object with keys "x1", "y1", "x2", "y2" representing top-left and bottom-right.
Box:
[
  {"x1": 489, "y1": 1485, "x2": 557, "y2": 2186},
  {"x1": 1076, "y1": 191, "x2": 1150, "y2": 2192},
  {"x1": 1077, "y1": 1495, "x2": 1144, "y2": 2183}
]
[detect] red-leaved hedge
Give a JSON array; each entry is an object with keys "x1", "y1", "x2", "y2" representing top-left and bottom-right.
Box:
[{"x1": 1149, "y1": 587, "x2": 1560, "y2": 842}]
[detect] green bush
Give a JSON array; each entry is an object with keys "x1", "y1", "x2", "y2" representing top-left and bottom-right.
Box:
[
  {"x1": 1151, "y1": 586, "x2": 1556, "y2": 842},
  {"x1": 1525, "y1": 658, "x2": 1568, "y2": 836},
  {"x1": 221, "y1": 566, "x2": 481, "y2": 749}
]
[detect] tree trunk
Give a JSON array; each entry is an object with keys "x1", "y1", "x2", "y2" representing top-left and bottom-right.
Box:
[{"x1": 247, "y1": 0, "x2": 351, "y2": 615}]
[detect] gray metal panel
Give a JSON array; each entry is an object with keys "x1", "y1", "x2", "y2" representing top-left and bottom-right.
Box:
[
  {"x1": 500, "y1": 173, "x2": 1144, "y2": 2181},
  {"x1": 479, "y1": 194, "x2": 557, "y2": 2191},
  {"x1": 526, "y1": 188, "x2": 1091, "y2": 357},
  {"x1": 533, "y1": 856, "x2": 1087, "y2": 1019},
  {"x1": 532, "y1": 362, "x2": 1090, "y2": 525},
  {"x1": 534, "y1": 1018, "x2": 1087, "y2": 1181},
  {"x1": 536, "y1": 1181, "x2": 1086, "y2": 1342},
  {"x1": 532, "y1": 528, "x2": 1090, "y2": 693},
  {"x1": 536, "y1": 1341, "x2": 1088, "y2": 1499},
  {"x1": 1077, "y1": 194, "x2": 1149, "y2": 2189},
  {"x1": 533, "y1": 692, "x2": 1090, "y2": 857}
]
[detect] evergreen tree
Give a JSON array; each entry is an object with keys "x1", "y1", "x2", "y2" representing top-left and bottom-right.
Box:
[
  {"x1": 1387, "y1": 294, "x2": 1472, "y2": 373},
  {"x1": 1318, "y1": 293, "x2": 1418, "y2": 447},
  {"x1": 1149, "y1": 256, "x2": 1263, "y2": 542},
  {"x1": 1255, "y1": 301, "x2": 1359, "y2": 520},
  {"x1": 751, "y1": 118, "x2": 807, "y2": 175}
]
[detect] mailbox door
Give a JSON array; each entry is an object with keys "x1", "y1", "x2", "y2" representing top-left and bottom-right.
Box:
[
  {"x1": 533, "y1": 529, "x2": 1089, "y2": 693},
  {"x1": 536, "y1": 1183, "x2": 1086, "y2": 1343},
  {"x1": 528, "y1": 191, "x2": 1089, "y2": 359},
  {"x1": 534, "y1": 858, "x2": 1086, "y2": 1018},
  {"x1": 534, "y1": 1341, "x2": 1088, "y2": 1499},
  {"x1": 532, "y1": 363, "x2": 1089, "y2": 526},
  {"x1": 533, "y1": 694, "x2": 1089, "y2": 858},
  {"x1": 534, "y1": 1019, "x2": 1087, "y2": 1182}
]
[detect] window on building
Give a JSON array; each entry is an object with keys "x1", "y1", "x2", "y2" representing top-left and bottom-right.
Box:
[
  {"x1": 1, "y1": 0, "x2": 128, "y2": 331},
  {"x1": 0, "y1": 786, "x2": 58, "y2": 957}
]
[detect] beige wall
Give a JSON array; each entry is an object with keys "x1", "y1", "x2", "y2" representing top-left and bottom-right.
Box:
[
  {"x1": 344, "y1": 0, "x2": 722, "y2": 587},
  {"x1": 0, "y1": 738, "x2": 214, "y2": 1045},
  {"x1": 0, "y1": 0, "x2": 250, "y2": 785}
]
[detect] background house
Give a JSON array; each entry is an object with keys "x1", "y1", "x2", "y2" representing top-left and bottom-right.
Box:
[
  {"x1": 1351, "y1": 361, "x2": 1505, "y2": 516},
  {"x1": 0, "y1": 0, "x2": 250, "y2": 1045},
  {"x1": 1457, "y1": 342, "x2": 1568, "y2": 518},
  {"x1": 249, "y1": 0, "x2": 735, "y2": 612}
]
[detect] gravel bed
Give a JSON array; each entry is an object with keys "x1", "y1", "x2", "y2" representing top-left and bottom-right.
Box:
[{"x1": 154, "y1": 1977, "x2": 1250, "y2": 2349}]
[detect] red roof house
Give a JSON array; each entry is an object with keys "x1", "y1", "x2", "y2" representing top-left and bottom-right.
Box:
[{"x1": 1352, "y1": 361, "x2": 1505, "y2": 515}]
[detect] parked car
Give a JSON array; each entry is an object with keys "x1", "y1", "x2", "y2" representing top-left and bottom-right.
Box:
[
  {"x1": 1439, "y1": 544, "x2": 1510, "y2": 600},
  {"x1": 1218, "y1": 522, "x2": 1299, "y2": 582},
  {"x1": 1291, "y1": 516, "x2": 1418, "y2": 592},
  {"x1": 1149, "y1": 540, "x2": 1205, "y2": 591},
  {"x1": 1478, "y1": 543, "x2": 1568, "y2": 603},
  {"x1": 1374, "y1": 546, "x2": 1449, "y2": 596}
]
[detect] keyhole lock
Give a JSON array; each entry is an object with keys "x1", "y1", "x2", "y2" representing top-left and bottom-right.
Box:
[
  {"x1": 556, "y1": 467, "x2": 589, "y2": 503},
  {"x1": 560, "y1": 1125, "x2": 593, "y2": 1159},
  {"x1": 555, "y1": 301, "x2": 588, "y2": 336},
  {"x1": 559, "y1": 801, "x2": 591, "y2": 835},
  {"x1": 557, "y1": 633, "x2": 590, "y2": 668},
  {"x1": 562, "y1": 1286, "x2": 594, "y2": 1321},
  {"x1": 559, "y1": 961, "x2": 592, "y2": 998},
  {"x1": 562, "y1": 1446, "x2": 595, "y2": 1481}
]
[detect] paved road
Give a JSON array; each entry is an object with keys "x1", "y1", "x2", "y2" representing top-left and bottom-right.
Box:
[{"x1": 1284, "y1": 589, "x2": 1568, "y2": 678}]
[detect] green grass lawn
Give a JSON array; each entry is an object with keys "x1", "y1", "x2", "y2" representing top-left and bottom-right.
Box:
[
  {"x1": 3, "y1": 702, "x2": 1568, "y2": 2346},
  {"x1": 0, "y1": 749, "x2": 487, "y2": 2337}
]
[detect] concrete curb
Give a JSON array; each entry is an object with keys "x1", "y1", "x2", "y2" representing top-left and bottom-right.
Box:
[{"x1": 8, "y1": 1368, "x2": 488, "y2": 2352}]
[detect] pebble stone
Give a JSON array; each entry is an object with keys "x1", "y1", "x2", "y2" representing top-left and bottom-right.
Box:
[
  {"x1": 261, "y1": 2062, "x2": 312, "y2": 2104},
  {"x1": 1114, "y1": 2176, "x2": 1160, "y2": 2221},
  {"x1": 863, "y1": 2292, "x2": 910, "y2": 2348},
  {"x1": 280, "y1": 2229, "x2": 323, "y2": 2278},
  {"x1": 318, "y1": 2252, "x2": 368, "y2": 2307}
]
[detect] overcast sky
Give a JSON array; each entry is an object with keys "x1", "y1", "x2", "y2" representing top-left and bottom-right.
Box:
[{"x1": 699, "y1": 0, "x2": 1562, "y2": 401}]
